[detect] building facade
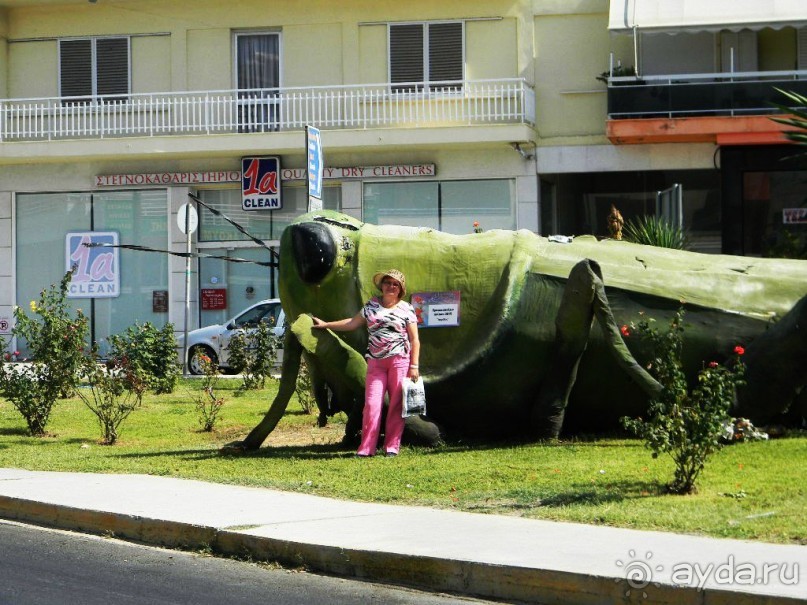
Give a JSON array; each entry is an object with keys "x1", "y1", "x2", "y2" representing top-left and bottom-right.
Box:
[{"x1": 0, "y1": 0, "x2": 805, "y2": 353}]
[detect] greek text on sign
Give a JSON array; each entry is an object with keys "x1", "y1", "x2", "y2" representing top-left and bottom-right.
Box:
[
  {"x1": 783, "y1": 208, "x2": 807, "y2": 224},
  {"x1": 242, "y1": 157, "x2": 282, "y2": 210},
  {"x1": 95, "y1": 171, "x2": 242, "y2": 187},
  {"x1": 411, "y1": 291, "x2": 461, "y2": 328},
  {"x1": 65, "y1": 232, "x2": 120, "y2": 298}
]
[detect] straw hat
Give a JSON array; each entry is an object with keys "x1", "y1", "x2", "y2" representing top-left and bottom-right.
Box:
[{"x1": 373, "y1": 269, "x2": 406, "y2": 298}]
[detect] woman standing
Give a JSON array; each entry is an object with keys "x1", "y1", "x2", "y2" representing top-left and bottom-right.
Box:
[{"x1": 311, "y1": 269, "x2": 420, "y2": 457}]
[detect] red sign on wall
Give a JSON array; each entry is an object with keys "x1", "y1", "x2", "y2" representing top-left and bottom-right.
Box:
[{"x1": 201, "y1": 288, "x2": 227, "y2": 311}]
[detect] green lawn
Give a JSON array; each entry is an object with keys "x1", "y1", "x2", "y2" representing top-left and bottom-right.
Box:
[{"x1": 0, "y1": 378, "x2": 804, "y2": 545}]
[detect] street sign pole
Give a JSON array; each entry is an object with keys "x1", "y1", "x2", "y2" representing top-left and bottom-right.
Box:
[{"x1": 177, "y1": 202, "x2": 198, "y2": 376}]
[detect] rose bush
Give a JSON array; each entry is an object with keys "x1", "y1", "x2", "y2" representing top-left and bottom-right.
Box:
[{"x1": 621, "y1": 307, "x2": 746, "y2": 494}]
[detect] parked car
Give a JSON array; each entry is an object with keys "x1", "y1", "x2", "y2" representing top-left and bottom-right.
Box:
[{"x1": 180, "y1": 299, "x2": 285, "y2": 375}]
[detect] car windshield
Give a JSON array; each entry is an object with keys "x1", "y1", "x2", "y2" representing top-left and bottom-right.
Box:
[{"x1": 232, "y1": 303, "x2": 280, "y2": 329}]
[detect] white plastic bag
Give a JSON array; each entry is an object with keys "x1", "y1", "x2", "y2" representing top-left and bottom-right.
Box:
[{"x1": 401, "y1": 377, "x2": 426, "y2": 418}]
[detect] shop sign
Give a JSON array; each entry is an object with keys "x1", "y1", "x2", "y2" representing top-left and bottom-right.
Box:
[
  {"x1": 242, "y1": 156, "x2": 282, "y2": 210},
  {"x1": 783, "y1": 208, "x2": 807, "y2": 224},
  {"x1": 410, "y1": 291, "x2": 461, "y2": 328},
  {"x1": 65, "y1": 232, "x2": 120, "y2": 298},
  {"x1": 201, "y1": 288, "x2": 228, "y2": 311},
  {"x1": 95, "y1": 164, "x2": 436, "y2": 188}
]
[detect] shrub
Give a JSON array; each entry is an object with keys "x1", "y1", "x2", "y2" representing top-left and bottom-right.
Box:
[
  {"x1": 191, "y1": 352, "x2": 225, "y2": 432},
  {"x1": 623, "y1": 215, "x2": 688, "y2": 250},
  {"x1": 108, "y1": 322, "x2": 180, "y2": 394},
  {"x1": 620, "y1": 307, "x2": 746, "y2": 494},
  {"x1": 226, "y1": 321, "x2": 279, "y2": 391},
  {"x1": 0, "y1": 270, "x2": 89, "y2": 435},
  {"x1": 0, "y1": 363, "x2": 62, "y2": 436},
  {"x1": 295, "y1": 355, "x2": 317, "y2": 415},
  {"x1": 12, "y1": 269, "x2": 89, "y2": 399},
  {"x1": 76, "y1": 352, "x2": 147, "y2": 445}
]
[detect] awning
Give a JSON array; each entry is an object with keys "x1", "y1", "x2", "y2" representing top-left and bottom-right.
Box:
[{"x1": 609, "y1": 0, "x2": 807, "y2": 34}]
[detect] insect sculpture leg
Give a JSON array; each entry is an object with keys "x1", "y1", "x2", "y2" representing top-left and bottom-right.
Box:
[
  {"x1": 239, "y1": 329, "x2": 304, "y2": 450},
  {"x1": 531, "y1": 259, "x2": 662, "y2": 439},
  {"x1": 735, "y1": 293, "x2": 807, "y2": 424}
]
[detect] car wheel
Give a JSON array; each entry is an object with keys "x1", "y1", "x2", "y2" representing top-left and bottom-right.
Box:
[{"x1": 188, "y1": 345, "x2": 217, "y2": 375}]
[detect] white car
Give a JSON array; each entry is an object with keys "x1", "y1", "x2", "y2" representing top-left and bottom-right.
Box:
[{"x1": 181, "y1": 299, "x2": 285, "y2": 375}]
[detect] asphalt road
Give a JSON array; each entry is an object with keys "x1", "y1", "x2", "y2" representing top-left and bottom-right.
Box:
[{"x1": 0, "y1": 520, "x2": 501, "y2": 605}]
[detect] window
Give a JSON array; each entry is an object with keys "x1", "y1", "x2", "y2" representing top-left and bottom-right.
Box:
[
  {"x1": 16, "y1": 190, "x2": 169, "y2": 357},
  {"x1": 235, "y1": 32, "x2": 281, "y2": 132},
  {"x1": 198, "y1": 186, "x2": 341, "y2": 242},
  {"x1": 363, "y1": 180, "x2": 515, "y2": 234},
  {"x1": 389, "y1": 22, "x2": 463, "y2": 91},
  {"x1": 59, "y1": 37, "x2": 129, "y2": 100}
]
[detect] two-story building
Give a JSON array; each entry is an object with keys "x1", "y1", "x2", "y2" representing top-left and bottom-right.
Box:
[
  {"x1": 535, "y1": 0, "x2": 807, "y2": 257},
  {"x1": 0, "y1": 0, "x2": 805, "y2": 354}
]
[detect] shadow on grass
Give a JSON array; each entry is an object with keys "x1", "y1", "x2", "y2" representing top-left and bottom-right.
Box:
[
  {"x1": 534, "y1": 479, "x2": 663, "y2": 507},
  {"x1": 111, "y1": 442, "x2": 354, "y2": 462},
  {"x1": 0, "y1": 426, "x2": 30, "y2": 437},
  {"x1": 463, "y1": 479, "x2": 663, "y2": 512},
  {"x1": 413, "y1": 431, "x2": 640, "y2": 456}
]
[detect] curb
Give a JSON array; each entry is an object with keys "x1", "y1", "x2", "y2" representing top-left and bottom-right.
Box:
[{"x1": 1, "y1": 494, "x2": 804, "y2": 605}]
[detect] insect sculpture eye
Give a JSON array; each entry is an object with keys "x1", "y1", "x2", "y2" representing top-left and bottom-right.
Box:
[{"x1": 288, "y1": 222, "x2": 337, "y2": 284}]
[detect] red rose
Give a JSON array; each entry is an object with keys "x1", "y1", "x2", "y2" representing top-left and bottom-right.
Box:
[
  {"x1": 734, "y1": 345, "x2": 745, "y2": 356},
  {"x1": 620, "y1": 325, "x2": 630, "y2": 337}
]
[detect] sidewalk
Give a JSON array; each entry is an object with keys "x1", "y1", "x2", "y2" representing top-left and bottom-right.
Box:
[{"x1": 0, "y1": 468, "x2": 803, "y2": 604}]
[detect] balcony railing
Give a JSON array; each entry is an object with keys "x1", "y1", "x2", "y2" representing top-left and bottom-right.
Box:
[
  {"x1": 0, "y1": 79, "x2": 535, "y2": 142},
  {"x1": 606, "y1": 70, "x2": 807, "y2": 119}
]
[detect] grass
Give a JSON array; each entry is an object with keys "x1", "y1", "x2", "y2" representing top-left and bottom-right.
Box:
[{"x1": 0, "y1": 378, "x2": 804, "y2": 545}]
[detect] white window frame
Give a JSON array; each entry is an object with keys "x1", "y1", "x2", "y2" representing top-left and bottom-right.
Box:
[
  {"x1": 387, "y1": 21, "x2": 465, "y2": 93},
  {"x1": 232, "y1": 30, "x2": 283, "y2": 132},
  {"x1": 232, "y1": 30, "x2": 283, "y2": 91},
  {"x1": 58, "y1": 36, "x2": 131, "y2": 100}
]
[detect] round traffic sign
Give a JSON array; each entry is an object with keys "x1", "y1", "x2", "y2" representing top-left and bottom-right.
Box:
[{"x1": 177, "y1": 203, "x2": 198, "y2": 234}]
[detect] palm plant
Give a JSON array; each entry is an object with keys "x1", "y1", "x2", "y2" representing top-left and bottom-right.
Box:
[
  {"x1": 622, "y1": 215, "x2": 688, "y2": 250},
  {"x1": 770, "y1": 89, "x2": 807, "y2": 145}
]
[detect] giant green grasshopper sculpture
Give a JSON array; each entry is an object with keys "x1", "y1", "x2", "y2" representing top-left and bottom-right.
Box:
[{"x1": 239, "y1": 211, "x2": 807, "y2": 449}]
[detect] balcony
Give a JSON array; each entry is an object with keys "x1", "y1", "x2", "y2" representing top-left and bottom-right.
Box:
[
  {"x1": 605, "y1": 70, "x2": 807, "y2": 145},
  {"x1": 0, "y1": 79, "x2": 535, "y2": 143},
  {"x1": 606, "y1": 70, "x2": 807, "y2": 119}
]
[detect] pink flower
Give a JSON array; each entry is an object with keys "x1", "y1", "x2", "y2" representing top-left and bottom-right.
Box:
[
  {"x1": 708, "y1": 361, "x2": 719, "y2": 368},
  {"x1": 620, "y1": 325, "x2": 630, "y2": 337},
  {"x1": 734, "y1": 345, "x2": 745, "y2": 356}
]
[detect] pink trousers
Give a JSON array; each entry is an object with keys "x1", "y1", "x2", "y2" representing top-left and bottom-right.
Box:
[{"x1": 356, "y1": 354, "x2": 408, "y2": 456}]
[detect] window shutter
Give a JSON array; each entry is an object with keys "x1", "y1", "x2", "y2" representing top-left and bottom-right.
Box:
[
  {"x1": 428, "y1": 22, "x2": 463, "y2": 85},
  {"x1": 60, "y1": 39, "x2": 92, "y2": 98},
  {"x1": 96, "y1": 38, "x2": 129, "y2": 98},
  {"x1": 390, "y1": 24, "x2": 424, "y2": 89},
  {"x1": 799, "y1": 28, "x2": 807, "y2": 70}
]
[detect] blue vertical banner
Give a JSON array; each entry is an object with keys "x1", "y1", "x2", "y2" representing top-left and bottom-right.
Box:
[{"x1": 306, "y1": 125, "x2": 324, "y2": 211}]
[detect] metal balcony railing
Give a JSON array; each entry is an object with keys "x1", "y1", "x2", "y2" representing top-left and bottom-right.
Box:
[
  {"x1": 0, "y1": 79, "x2": 535, "y2": 142},
  {"x1": 606, "y1": 70, "x2": 807, "y2": 119}
]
